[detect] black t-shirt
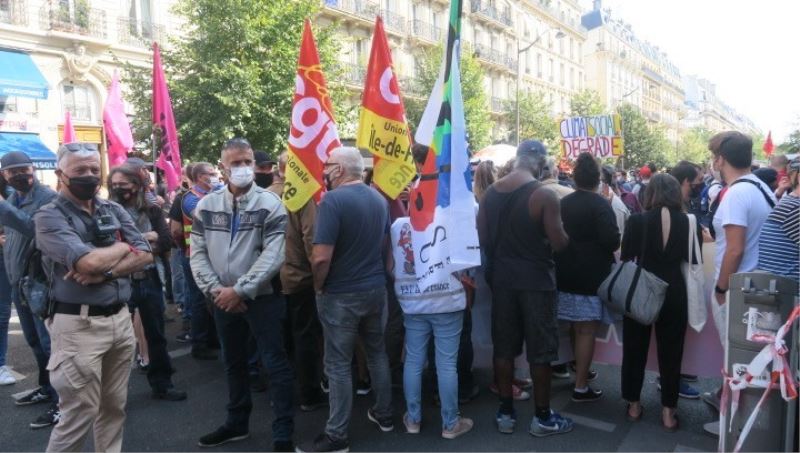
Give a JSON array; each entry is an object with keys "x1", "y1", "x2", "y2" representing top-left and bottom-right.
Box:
[{"x1": 168, "y1": 191, "x2": 186, "y2": 223}]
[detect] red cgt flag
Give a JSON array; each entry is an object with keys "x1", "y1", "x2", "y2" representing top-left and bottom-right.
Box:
[
  {"x1": 283, "y1": 20, "x2": 341, "y2": 212},
  {"x1": 763, "y1": 130, "x2": 774, "y2": 157}
]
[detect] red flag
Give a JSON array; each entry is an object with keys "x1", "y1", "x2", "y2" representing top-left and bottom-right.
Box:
[
  {"x1": 63, "y1": 110, "x2": 77, "y2": 144},
  {"x1": 152, "y1": 42, "x2": 182, "y2": 191},
  {"x1": 103, "y1": 71, "x2": 134, "y2": 168},
  {"x1": 284, "y1": 20, "x2": 341, "y2": 212},
  {"x1": 763, "y1": 130, "x2": 774, "y2": 157}
]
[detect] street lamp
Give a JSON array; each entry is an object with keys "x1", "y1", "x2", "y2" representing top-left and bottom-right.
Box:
[{"x1": 515, "y1": 27, "x2": 565, "y2": 145}]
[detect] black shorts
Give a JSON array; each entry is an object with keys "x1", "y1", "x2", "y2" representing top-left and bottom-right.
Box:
[{"x1": 491, "y1": 288, "x2": 558, "y2": 365}]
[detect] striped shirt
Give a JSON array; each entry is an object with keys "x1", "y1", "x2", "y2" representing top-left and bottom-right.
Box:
[{"x1": 757, "y1": 193, "x2": 799, "y2": 282}]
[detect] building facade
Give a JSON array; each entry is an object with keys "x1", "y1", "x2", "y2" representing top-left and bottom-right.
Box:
[
  {"x1": 315, "y1": 0, "x2": 588, "y2": 143},
  {"x1": 682, "y1": 74, "x2": 760, "y2": 136},
  {"x1": 0, "y1": 0, "x2": 181, "y2": 175}
]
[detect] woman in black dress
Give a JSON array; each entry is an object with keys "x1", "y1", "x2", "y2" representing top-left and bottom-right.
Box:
[{"x1": 620, "y1": 173, "x2": 702, "y2": 431}]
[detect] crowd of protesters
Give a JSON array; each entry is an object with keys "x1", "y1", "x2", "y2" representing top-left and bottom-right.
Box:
[{"x1": 0, "y1": 130, "x2": 796, "y2": 452}]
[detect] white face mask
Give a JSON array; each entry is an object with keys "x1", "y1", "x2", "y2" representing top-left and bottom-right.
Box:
[
  {"x1": 208, "y1": 176, "x2": 220, "y2": 186},
  {"x1": 229, "y1": 166, "x2": 254, "y2": 188}
]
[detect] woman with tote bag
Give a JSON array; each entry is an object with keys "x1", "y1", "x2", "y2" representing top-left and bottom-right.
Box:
[{"x1": 619, "y1": 174, "x2": 703, "y2": 432}]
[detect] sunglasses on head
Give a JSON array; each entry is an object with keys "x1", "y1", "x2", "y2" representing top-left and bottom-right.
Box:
[
  {"x1": 62, "y1": 143, "x2": 99, "y2": 153},
  {"x1": 225, "y1": 137, "x2": 251, "y2": 148}
]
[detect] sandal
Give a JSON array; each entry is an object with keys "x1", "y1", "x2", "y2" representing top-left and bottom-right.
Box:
[
  {"x1": 662, "y1": 413, "x2": 679, "y2": 433},
  {"x1": 626, "y1": 403, "x2": 643, "y2": 422}
]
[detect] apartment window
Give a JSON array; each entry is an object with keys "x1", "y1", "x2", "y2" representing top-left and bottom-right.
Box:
[
  {"x1": 559, "y1": 63, "x2": 565, "y2": 86},
  {"x1": 432, "y1": 11, "x2": 441, "y2": 28},
  {"x1": 536, "y1": 53, "x2": 542, "y2": 78},
  {"x1": 526, "y1": 53, "x2": 531, "y2": 74},
  {"x1": 353, "y1": 38, "x2": 368, "y2": 64},
  {"x1": 62, "y1": 83, "x2": 96, "y2": 122},
  {"x1": 579, "y1": 70, "x2": 583, "y2": 89},
  {"x1": 569, "y1": 38, "x2": 574, "y2": 60},
  {"x1": 548, "y1": 58, "x2": 554, "y2": 82},
  {"x1": 570, "y1": 67, "x2": 574, "y2": 89},
  {"x1": 559, "y1": 37, "x2": 564, "y2": 56}
]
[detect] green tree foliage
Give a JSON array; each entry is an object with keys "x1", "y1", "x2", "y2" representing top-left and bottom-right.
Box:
[
  {"x1": 777, "y1": 129, "x2": 800, "y2": 154},
  {"x1": 616, "y1": 103, "x2": 668, "y2": 169},
  {"x1": 122, "y1": 0, "x2": 343, "y2": 163},
  {"x1": 505, "y1": 91, "x2": 558, "y2": 151},
  {"x1": 404, "y1": 45, "x2": 493, "y2": 151},
  {"x1": 669, "y1": 126, "x2": 712, "y2": 165},
  {"x1": 569, "y1": 89, "x2": 605, "y2": 117}
]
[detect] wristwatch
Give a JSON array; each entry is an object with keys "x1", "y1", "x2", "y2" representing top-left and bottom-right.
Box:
[
  {"x1": 103, "y1": 270, "x2": 114, "y2": 281},
  {"x1": 714, "y1": 285, "x2": 727, "y2": 294}
]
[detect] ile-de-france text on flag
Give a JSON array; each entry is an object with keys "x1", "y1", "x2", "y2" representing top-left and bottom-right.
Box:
[
  {"x1": 103, "y1": 70, "x2": 134, "y2": 168},
  {"x1": 409, "y1": 0, "x2": 480, "y2": 288},
  {"x1": 152, "y1": 42, "x2": 182, "y2": 191},
  {"x1": 284, "y1": 20, "x2": 341, "y2": 213},
  {"x1": 356, "y1": 16, "x2": 416, "y2": 199}
]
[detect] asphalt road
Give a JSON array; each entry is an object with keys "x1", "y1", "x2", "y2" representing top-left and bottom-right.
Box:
[{"x1": 1, "y1": 304, "x2": 720, "y2": 452}]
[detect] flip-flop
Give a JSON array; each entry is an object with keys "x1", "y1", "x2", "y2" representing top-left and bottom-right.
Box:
[
  {"x1": 662, "y1": 414, "x2": 679, "y2": 433},
  {"x1": 626, "y1": 404, "x2": 643, "y2": 422}
]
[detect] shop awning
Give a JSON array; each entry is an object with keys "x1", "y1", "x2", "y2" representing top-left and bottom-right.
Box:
[
  {"x1": 0, "y1": 50, "x2": 49, "y2": 99},
  {"x1": 0, "y1": 132, "x2": 57, "y2": 170}
]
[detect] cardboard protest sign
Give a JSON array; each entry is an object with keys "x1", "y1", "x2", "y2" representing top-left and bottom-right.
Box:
[{"x1": 559, "y1": 114, "x2": 624, "y2": 160}]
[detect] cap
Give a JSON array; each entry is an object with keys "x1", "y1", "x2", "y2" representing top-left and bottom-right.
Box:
[
  {"x1": 254, "y1": 150, "x2": 276, "y2": 167},
  {"x1": 639, "y1": 165, "x2": 652, "y2": 178},
  {"x1": 753, "y1": 167, "x2": 778, "y2": 186},
  {"x1": 0, "y1": 151, "x2": 33, "y2": 170},
  {"x1": 517, "y1": 140, "x2": 547, "y2": 158}
]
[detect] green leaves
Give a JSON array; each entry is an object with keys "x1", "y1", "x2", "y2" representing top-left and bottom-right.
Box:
[
  {"x1": 507, "y1": 91, "x2": 559, "y2": 152},
  {"x1": 616, "y1": 103, "x2": 669, "y2": 169},
  {"x1": 123, "y1": 0, "x2": 342, "y2": 163},
  {"x1": 569, "y1": 89, "x2": 605, "y2": 117}
]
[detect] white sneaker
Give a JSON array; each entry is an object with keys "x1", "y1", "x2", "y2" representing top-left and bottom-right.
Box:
[
  {"x1": 0, "y1": 365, "x2": 16, "y2": 385},
  {"x1": 442, "y1": 417, "x2": 474, "y2": 439}
]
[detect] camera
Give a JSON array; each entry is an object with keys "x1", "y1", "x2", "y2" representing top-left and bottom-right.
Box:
[{"x1": 92, "y1": 211, "x2": 121, "y2": 247}]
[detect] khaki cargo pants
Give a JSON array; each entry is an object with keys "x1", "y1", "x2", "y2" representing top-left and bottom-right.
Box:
[{"x1": 46, "y1": 306, "x2": 135, "y2": 453}]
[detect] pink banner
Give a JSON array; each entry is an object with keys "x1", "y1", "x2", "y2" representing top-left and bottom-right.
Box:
[
  {"x1": 63, "y1": 110, "x2": 77, "y2": 144},
  {"x1": 152, "y1": 42, "x2": 182, "y2": 191},
  {"x1": 103, "y1": 71, "x2": 134, "y2": 168}
]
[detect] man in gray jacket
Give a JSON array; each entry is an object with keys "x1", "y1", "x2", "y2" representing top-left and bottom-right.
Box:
[
  {"x1": 0, "y1": 151, "x2": 59, "y2": 429},
  {"x1": 191, "y1": 138, "x2": 294, "y2": 451}
]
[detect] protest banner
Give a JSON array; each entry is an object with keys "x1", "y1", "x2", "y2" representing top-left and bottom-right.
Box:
[
  {"x1": 559, "y1": 113, "x2": 624, "y2": 160},
  {"x1": 410, "y1": 0, "x2": 480, "y2": 288},
  {"x1": 356, "y1": 17, "x2": 416, "y2": 199},
  {"x1": 284, "y1": 20, "x2": 341, "y2": 213}
]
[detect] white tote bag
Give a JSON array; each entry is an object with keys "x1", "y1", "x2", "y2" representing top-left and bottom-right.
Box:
[{"x1": 683, "y1": 214, "x2": 706, "y2": 332}]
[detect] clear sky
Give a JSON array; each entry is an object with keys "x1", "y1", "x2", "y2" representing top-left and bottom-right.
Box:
[{"x1": 577, "y1": 0, "x2": 799, "y2": 142}]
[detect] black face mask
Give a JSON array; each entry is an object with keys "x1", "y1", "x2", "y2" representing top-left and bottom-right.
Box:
[
  {"x1": 111, "y1": 187, "x2": 135, "y2": 203},
  {"x1": 8, "y1": 174, "x2": 33, "y2": 193},
  {"x1": 324, "y1": 173, "x2": 333, "y2": 191},
  {"x1": 65, "y1": 175, "x2": 100, "y2": 201},
  {"x1": 255, "y1": 172, "x2": 273, "y2": 189}
]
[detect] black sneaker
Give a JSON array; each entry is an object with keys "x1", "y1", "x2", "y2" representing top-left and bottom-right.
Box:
[
  {"x1": 295, "y1": 433, "x2": 349, "y2": 453},
  {"x1": 152, "y1": 388, "x2": 188, "y2": 401},
  {"x1": 198, "y1": 426, "x2": 249, "y2": 448},
  {"x1": 300, "y1": 398, "x2": 328, "y2": 413},
  {"x1": 16, "y1": 387, "x2": 51, "y2": 406},
  {"x1": 273, "y1": 440, "x2": 294, "y2": 452},
  {"x1": 175, "y1": 332, "x2": 191, "y2": 343},
  {"x1": 571, "y1": 386, "x2": 603, "y2": 403},
  {"x1": 551, "y1": 363, "x2": 570, "y2": 379},
  {"x1": 569, "y1": 362, "x2": 598, "y2": 381},
  {"x1": 30, "y1": 406, "x2": 60, "y2": 429},
  {"x1": 320, "y1": 377, "x2": 330, "y2": 394},
  {"x1": 367, "y1": 408, "x2": 394, "y2": 432},
  {"x1": 356, "y1": 379, "x2": 372, "y2": 396}
]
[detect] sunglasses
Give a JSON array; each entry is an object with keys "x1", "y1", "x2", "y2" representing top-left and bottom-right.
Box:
[{"x1": 62, "y1": 143, "x2": 99, "y2": 152}]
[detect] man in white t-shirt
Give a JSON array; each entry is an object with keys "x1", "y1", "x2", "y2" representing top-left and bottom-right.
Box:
[{"x1": 703, "y1": 131, "x2": 777, "y2": 435}]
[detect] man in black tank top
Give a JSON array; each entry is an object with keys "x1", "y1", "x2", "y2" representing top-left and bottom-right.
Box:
[{"x1": 477, "y1": 140, "x2": 573, "y2": 437}]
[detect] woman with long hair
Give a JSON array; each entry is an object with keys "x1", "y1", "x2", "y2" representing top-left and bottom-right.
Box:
[
  {"x1": 473, "y1": 161, "x2": 497, "y2": 203},
  {"x1": 108, "y1": 164, "x2": 186, "y2": 400},
  {"x1": 620, "y1": 173, "x2": 702, "y2": 431}
]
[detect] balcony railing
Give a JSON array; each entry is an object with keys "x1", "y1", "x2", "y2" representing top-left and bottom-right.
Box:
[
  {"x1": 39, "y1": 0, "x2": 107, "y2": 39},
  {"x1": 0, "y1": 0, "x2": 27, "y2": 26},
  {"x1": 117, "y1": 17, "x2": 164, "y2": 48},
  {"x1": 410, "y1": 19, "x2": 443, "y2": 44},
  {"x1": 473, "y1": 44, "x2": 517, "y2": 72},
  {"x1": 381, "y1": 9, "x2": 405, "y2": 33},
  {"x1": 470, "y1": 1, "x2": 512, "y2": 28},
  {"x1": 341, "y1": 64, "x2": 366, "y2": 86}
]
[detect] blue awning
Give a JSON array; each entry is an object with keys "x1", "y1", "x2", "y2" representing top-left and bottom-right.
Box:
[
  {"x1": 0, "y1": 132, "x2": 57, "y2": 170},
  {"x1": 0, "y1": 50, "x2": 49, "y2": 99}
]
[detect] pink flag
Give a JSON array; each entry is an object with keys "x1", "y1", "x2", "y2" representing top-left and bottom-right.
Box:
[
  {"x1": 103, "y1": 71, "x2": 134, "y2": 168},
  {"x1": 63, "y1": 110, "x2": 77, "y2": 144},
  {"x1": 152, "y1": 42, "x2": 182, "y2": 191}
]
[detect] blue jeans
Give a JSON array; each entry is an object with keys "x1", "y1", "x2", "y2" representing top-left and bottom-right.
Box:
[
  {"x1": 317, "y1": 287, "x2": 393, "y2": 441},
  {"x1": 404, "y1": 311, "x2": 463, "y2": 430},
  {"x1": 170, "y1": 249, "x2": 189, "y2": 319},
  {"x1": 213, "y1": 294, "x2": 294, "y2": 441},
  {"x1": 12, "y1": 288, "x2": 57, "y2": 400},
  {"x1": 131, "y1": 273, "x2": 175, "y2": 393},
  {"x1": 182, "y1": 254, "x2": 214, "y2": 349},
  {"x1": 0, "y1": 259, "x2": 11, "y2": 367}
]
